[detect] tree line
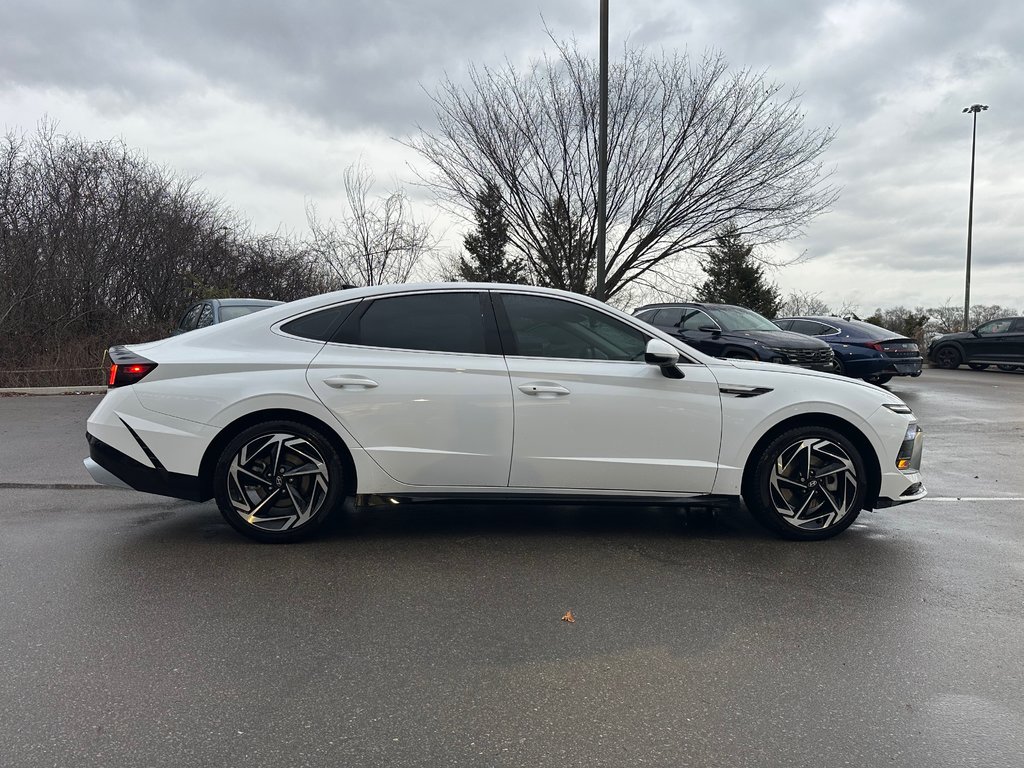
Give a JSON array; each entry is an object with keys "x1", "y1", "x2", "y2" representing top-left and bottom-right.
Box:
[{"x1": 11, "y1": 35, "x2": 986, "y2": 385}]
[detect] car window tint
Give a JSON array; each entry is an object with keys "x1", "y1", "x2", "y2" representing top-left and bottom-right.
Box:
[
  {"x1": 179, "y1": 304, "x2": 202, "y2": 331},
  {"x1": 978, "y1": 319, "x2": 1012, "y2": 335},
  {"x1": 790, "y1": 320, "x2": 823, "y2": 335},
  {"x1": 774, "y1": 319, "x2": 794, "y2": 331},
  {"x1": 500, "y1": 293, "x2": 647, "y2": 361},
  {"x1": 196, "y1": 304, "x2": 215, "y2": 328},
  {"x1": 349, "y1": 293, "x2": 487, "y2": 354},
  {"x1": 680, "y1": 309, "x2": 716, "y2": 331},
  {"x1": 651, "y1": 308, "x2": 684, "y2": 326},
  {"x1": 282, "y1": 304, "x2": 357, "y2": 341},
  {"x1": 1012, "y1": 318, "x2": 1024, "y2": 333}
]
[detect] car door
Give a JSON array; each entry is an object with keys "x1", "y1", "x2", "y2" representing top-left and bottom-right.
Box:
[
  {"x1": 305, "y1": 291, "x2": 514, "y2": 487},
  {"x1": 969, "y1": 318, "x2": 1016, "y2": 362},
  {"x1": 494, "y1": 291, "x2": 723, "y2": 493}
]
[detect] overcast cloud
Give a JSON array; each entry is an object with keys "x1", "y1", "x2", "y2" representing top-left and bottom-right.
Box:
[{"x1": 2, "y1": 0, "x2": 1021, "y2": 312}]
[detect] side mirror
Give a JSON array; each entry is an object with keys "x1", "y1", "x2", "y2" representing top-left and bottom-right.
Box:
[
  {"x1": 698, "y1": 324, "x2": 721, "y2": 338},
  {"x1": 644, "y1": 339, "x2": 684, "y2": 379}
]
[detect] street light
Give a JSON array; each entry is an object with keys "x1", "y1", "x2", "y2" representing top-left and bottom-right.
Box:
[
  {"x1": 595, "y1": 0, "x2": 608, "y2": 301},
  {"x1": 962, "y1": 103, "x2": 988, "y2": 331}
]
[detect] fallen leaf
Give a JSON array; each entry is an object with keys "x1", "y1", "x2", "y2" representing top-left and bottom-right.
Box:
[{"x1": 561, "y1": 610, "x2": 575, "y2": 623}]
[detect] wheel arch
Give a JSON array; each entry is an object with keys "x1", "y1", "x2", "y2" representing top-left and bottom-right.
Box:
[
  {"x1": 198, "y1": 408, "x2": 358, "y2": 500},
  {"x1": 740, "y1": 413, "x2": 882, "y2": 510}
]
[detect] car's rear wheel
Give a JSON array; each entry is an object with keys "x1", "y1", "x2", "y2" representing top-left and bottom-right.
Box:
[
  {"x1": 997, "y1": 364, "x2": 1019, "y2": 372},
  {"x1": 831, "y1": 357, "x2": 847, "y2": 376},
  {"x1": 968, "y1": 363, "x2": 989, "y2": 371},
  {"x1": 213, "y1": 420, "x2": 347, "y2": 543},
  {"x1": 933, "y1": 346, "x2": 961, "y2": 369},
  {"x1": 743, "y1": 426, "x2": 866, "y2": 540}
]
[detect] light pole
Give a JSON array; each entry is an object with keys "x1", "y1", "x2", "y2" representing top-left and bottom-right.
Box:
[
  {"x1": 595, "y1": 0, "x2": 608, "y2": 301},
  {"x1": 962, "y1": 103, "x2": 988, "y2": 331}
]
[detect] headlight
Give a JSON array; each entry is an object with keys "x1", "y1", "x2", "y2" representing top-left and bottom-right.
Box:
[{"x1": 882, "y1": 402, "x2": 914, "y2": 415}]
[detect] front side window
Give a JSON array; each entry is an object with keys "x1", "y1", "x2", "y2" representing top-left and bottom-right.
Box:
[
  {"x1": 705, "y1": 306, "x2": 778, "y2": 332},
  {"x1": 342, "y1": 292, "x2": 488, "y2": 354},
  {"x1": 498, "y1": 293, "x2": 648, "y2": 361},
  {"x1": 178, "y1": 304, "x2": 202, "y2": 332},
  {"x1": 680, "y1": 309, "x2": 718, "y2": 331},
  {"x1": 651, "y1": 308, "x2": 685, "y2": 327},
  {"x1": 978, "y1": 319, "x2": 1012, "y2": 336}
]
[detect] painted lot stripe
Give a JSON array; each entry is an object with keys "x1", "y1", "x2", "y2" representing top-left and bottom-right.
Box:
[{"x1": 925, "y1": 496, "x2": 1024, "y2": 502}]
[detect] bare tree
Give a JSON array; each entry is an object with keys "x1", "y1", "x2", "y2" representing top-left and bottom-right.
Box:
[
  {"x1": 407, "y1": 38, "x2": 837, "y2": 300},
  {"x1": 782, "y1": 290, "x2": 831, "y2": 316},
  {"x1": 307, "y1": 163, "x2": 434, "y2": 286}
]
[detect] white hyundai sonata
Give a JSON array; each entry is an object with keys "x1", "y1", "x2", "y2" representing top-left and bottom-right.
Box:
[{"x1": 84, "y1": 283, "x2": 926, "y2": 542}]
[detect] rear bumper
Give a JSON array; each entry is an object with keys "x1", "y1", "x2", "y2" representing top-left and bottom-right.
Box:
[{"x1": 85, "y1": 432, "x2": 207, "y2": 501}]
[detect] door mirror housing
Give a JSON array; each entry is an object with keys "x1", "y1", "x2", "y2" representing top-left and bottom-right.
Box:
[
  {"x1": 698, "y1": 325, "x2": 722, "y2": 338},
  {"x1": 645, "y1": 339, "x2": 685, "y2": 378}
]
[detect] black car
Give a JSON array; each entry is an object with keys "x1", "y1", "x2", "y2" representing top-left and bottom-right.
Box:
[
  {"x1": 928, "y1": 317, "x2": 1024, "y2": 371},
  {"x1": 633, "y1": 302, "x2": 834, "y2": 370},
  {"x1": 173, "y1": 298, "x2": 283, "y2": 335},
  {"x1": 774, "y1": 316, "x2": 923, "y2": 385}
]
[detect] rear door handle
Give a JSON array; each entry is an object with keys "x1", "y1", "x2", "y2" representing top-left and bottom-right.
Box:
[
  {"x1": 518, "y1": 382, "x2": 570, "y2": 397},
  {"x1": 324, "y1": 375, "x2": 379, "y2": 390}
]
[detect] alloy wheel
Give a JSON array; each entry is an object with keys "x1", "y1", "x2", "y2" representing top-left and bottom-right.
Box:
[
  {"x1": 226, "y1": 432, "x2": 331, "y2": 532},
  {"x1": 934, "y1": 346, "x2": 961, "y2": 369},
  {"x1": 768, "y1": 438, "x2": 858, "y2": 532}
]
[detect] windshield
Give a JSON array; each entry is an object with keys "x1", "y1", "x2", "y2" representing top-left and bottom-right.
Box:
[{"x1": 705, "y1": 306, "x2": 779, "y2": 332}]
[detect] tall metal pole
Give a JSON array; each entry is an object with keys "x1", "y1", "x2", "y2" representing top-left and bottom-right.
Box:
[
  {"x1": 595, "y1": 0, "x2": 608, "y2": 301},
  {"x1": 962, "y1": 103, "x2": 988, "y2": 331}
]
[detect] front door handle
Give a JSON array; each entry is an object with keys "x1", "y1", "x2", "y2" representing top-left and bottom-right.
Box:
[
  {"x1": 324, "y1": 375, "x2": 379, "y2": 390},
  {"x1": 518, "y1": 382, "x2": 570, "y2": 398}
]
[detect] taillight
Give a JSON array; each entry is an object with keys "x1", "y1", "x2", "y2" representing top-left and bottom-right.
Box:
[
  {"x1": 107, "y1": 346, "x2": 158, "y2": 388},
  {"x1": 865, "y1": 341, "x2": 884, "y2": 352}
]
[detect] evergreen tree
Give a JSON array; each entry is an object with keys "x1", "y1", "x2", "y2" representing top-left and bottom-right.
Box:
[
  {"x1": 458, "y1": 180, "x2": 525, "y2": 283},
  {"x1": 695, "y1": 225, "x2": 782, "y2": 317}
]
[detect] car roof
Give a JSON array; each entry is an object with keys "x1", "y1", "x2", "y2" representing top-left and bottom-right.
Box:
[{"x1": 211, "y1": 298, "x2": 284, "y2": 307}]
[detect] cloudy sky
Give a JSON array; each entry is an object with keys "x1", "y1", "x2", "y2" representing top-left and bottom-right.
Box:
[{"x1": 3, "y1": 0, "x2": 1021, "y2": 313}]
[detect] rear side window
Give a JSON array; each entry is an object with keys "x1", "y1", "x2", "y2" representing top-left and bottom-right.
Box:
[
  {"x1": 281, "y1": 304, "x2": 357, "y2": 341},
  {"x1": 178, "y1": 303, "x2": 202, "y2": 331},
  {"x1": 338, "y1": 293, "x2": 488, "y2": 354},
  {"x1": 790, "y1": 319, "x2": 826, "y2": 335}
]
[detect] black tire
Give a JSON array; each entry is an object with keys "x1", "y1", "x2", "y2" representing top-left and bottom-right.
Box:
[
  {"x1": 865, "y1": 374, "x2": 892, "y2": 385},
  {"x1": 997, "y1": 364, "x2": 1019, "y2": 372},
  {"x1": 831, "y1": 356, "x2": 847, "y2": 376},
  {"x1": 968, "y1": 363, "x2": 990, "y2": 371},
  {"x1": 213, "y1": 420, "x2": 348, "y2": 543},
  {"x1": 743, "y1": 426, "x2": 866, "y2": 541},
  {"x1": 933, "y1": 345, "x2": 961, "y2": 369}
]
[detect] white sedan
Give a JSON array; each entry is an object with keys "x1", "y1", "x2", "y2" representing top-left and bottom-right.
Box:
[{"x1": 84, "y1": 284, "x2": 926, "y2": 542}]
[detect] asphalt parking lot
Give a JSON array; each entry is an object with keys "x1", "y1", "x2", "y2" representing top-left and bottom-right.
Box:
[{"x1": 1, "y1": 367, "x2": 1022, "y2": 768}]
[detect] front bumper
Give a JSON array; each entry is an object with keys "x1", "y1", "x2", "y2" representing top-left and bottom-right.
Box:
[{"x1": 85, "y1": 432, "x2": 207, "y2": 501}]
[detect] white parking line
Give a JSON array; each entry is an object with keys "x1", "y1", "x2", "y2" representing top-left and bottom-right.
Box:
[{"x1": 926, "y1": 497, "x2": 1024, "y2": 502}]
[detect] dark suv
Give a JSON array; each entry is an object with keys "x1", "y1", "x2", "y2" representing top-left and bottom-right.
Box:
[
  {"x1": 633, "y1": 302, "x2": 834, "y2": 371},
  {"x1": 928, "y1": 317, "x2": 1024, "y2": 371}
]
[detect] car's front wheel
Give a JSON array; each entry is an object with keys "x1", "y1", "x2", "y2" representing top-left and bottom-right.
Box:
[
  {"x1": 968, "y1": 363, "x2": 989, "y2": 371},
  {"x1": 743, "y1": 426, "x2": 866, "y2": 540},
  {"x1": 933, "y1": 346, "x2": 961, "y2": 369},
  {"x1": 865, "y1": 374, "x2": 892, "y2": 385},
  {"x1": 213, "y1": 420, "x2": 347, "y2": 543}
]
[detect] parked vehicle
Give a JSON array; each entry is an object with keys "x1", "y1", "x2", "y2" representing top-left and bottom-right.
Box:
[
  {"x1": 173, "y1": 298, "x2": 283, "y2": 335},
  {"x1": 85, "y1": 284, "x2": 925, "y2": 543},
  {"x1": 774, "y1": 316, "x2": 923, "y2": 385},
  {"x1": 633, "y1": 302, "x2": 834, "y2": 371},
  {"x1": 928, "y1": 317, "x2": 1024, "y2": 371}
]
